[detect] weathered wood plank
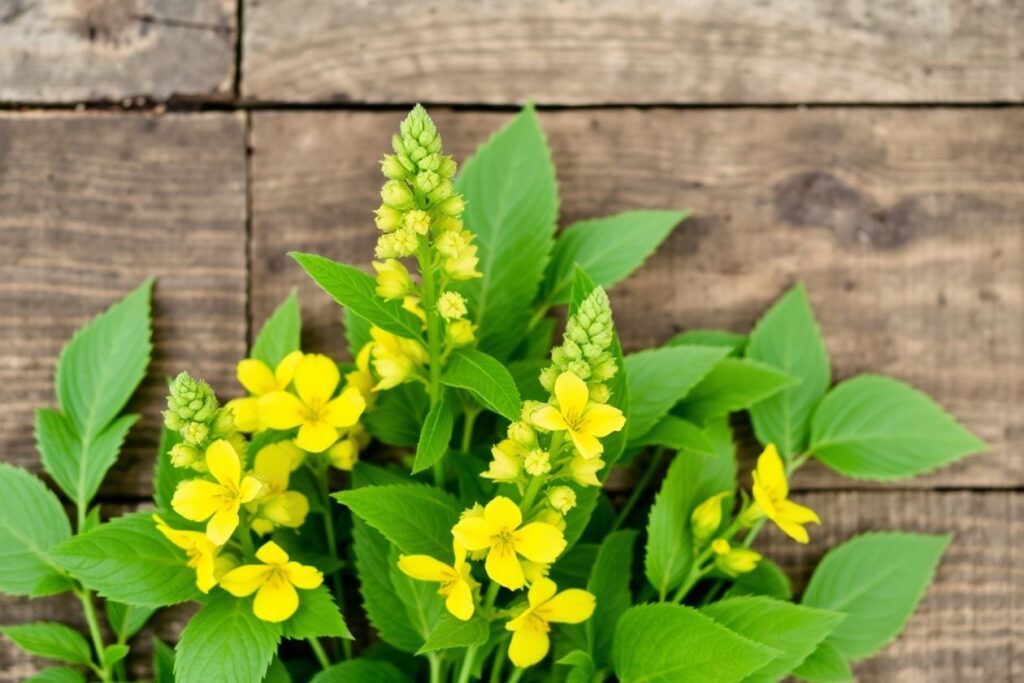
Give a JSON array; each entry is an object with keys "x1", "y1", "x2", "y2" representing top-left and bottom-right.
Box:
[
  {"x1": 0, "y1": 112, "x2": 248, "y2": 497},
  {"x1": 250, "y1": 109, "x2": 1024, "y2": 488},
  {"x1": 0, "y1": 0, "x2": 236, "y2": 102},
  {"x1": 242, "y1": 0, "x2": 1024, "y2": 104}
]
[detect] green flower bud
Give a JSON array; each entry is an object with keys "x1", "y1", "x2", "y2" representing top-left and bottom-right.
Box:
[
  {"x1": 588, "y1": 383, "x2": 610, "y2": 404},
  {"x1": 438, "y1": 156, "x2": 457, "y2": 179},
  {"x1": 169, "y1": 443, "x2": 199, "y2": 468},
  {"x1": 182, "y1": 421, "x2": 209, "y2": 446},
  {"x1": 374, "y1": 205, "x2": 404, "y2": 232},
  {"x1": 428, "y1": 180, "x2": 454, "y2": 204},
  {"x1": 212, "y1": 406, "x2": 237, "y2": 438},
  {"x1": 381, "y1": 154, "x2": 408, "y2": 180},
  {"x1": 165, "y1": 372, "x2": 219, "y2": 426},
  {"x1": 381, "y1": 180, "x2": 414, "y2": 209},
  {"x1": 415, "y1": 170, "x2": 440, "y2": 194},
  {"x1": 438, "y1": 194, "x2": 466, "y2": 217}
]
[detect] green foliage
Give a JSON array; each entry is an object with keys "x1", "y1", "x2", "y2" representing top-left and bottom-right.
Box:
[
  {"x1": 411, "y1": 399, "x2": 454, "y2": 474},
  {"x1": 810, "y1": 375, "x2": 986, "y2": 480},
  {"x1": 310, "y1": 660, "x2": 411, "y2": 683},
  {"x1": 540, "y1": 210, "x2": 688, "y2": 305},
  {"x1": 747, "y1": 283, "x2": 830, "y2": 459},
  {"x1": 668, "y1": 329, "x2": 747, "y2": 355},
  {"x1": 25, "y1": 668, "x2": 86, "y2": 683},
  {"x1": 389, "y1": 548, "x2": 445, "y2": 648},
  {"x1": 558, "y1": 650, "x2": 598, "y2": 683},
  {"x1": 280, "y1": 585, "x2": 353, "y2": 640},
  {"x1": 335, "y1": 484, "x2": 462, "y2": 559},
  {"x1": 105, "y1": 601, "x2": 156, "y2": 642},
  {"x1": 674, "y1": 358, "x2": 795, "y2": 424},
  {"x1": 417, "y1": 614, "x2": 489, "y2": 654},
  {"x1": 454, "y1": 105, "x2": 558, "y2": 359},
  {"x1": 152, "y1": 637, "x2": 176, "y2": 683},
  {"x1": 52, "y1": 513, "x2": 200, "y2": 607},
  {"x1": 252, "y1": 290, "x2": 301, "y2": 367},
  {"x1": 292, "y1": 253, "x2": 422, "y2": 340},
  {"x1": 793, "y1": 641, "x2": 853, "y2": 682},
  {"x1": 101, "y1": 644, "x2": 130, "y2": 669},
  {"x1": 352, "y1": 519, "x2": 422, "y2": 654},
  {"x1": 153, "y1": 424, "x2": 189, "y2": 515},
  {"x1": 441, "y1": 348, "x2": 522, "y2": 422},
  {"x1": 364, "y1": 384, "x2": 428, "y2": 447},
  {"x1": 0, "y1": 622, "x2": 92, "y2": 665},
  {"x1": 802, "y1": 532, "x2": 951, "y2": 660},
  {"x1": 0, "y1": 464, "x2": 72, "y2": 596},
  {"x1": 723, "y1": 558, "x2": 793, "y2": 600},
  {"x1": 585, "y1": 530, "x2": 637, "y2": 668},
  {"x1": 612, "y1": 604, "x2": 778, "y2": 683},
  {"x1": 175, "y1": 592, "x2": 281, "y2": 683}
]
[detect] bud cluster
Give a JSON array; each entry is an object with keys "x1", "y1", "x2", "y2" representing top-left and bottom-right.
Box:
[
  {"x1": 163, "y1": 372, "x2": 244, "y2": 470},
  {"x1": 540, "y1": 287, "x2": 618, "y2": 400}
]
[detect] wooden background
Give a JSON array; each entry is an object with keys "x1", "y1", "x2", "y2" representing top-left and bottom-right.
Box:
[{"x1": 1, "y1": 1, "x2": 1021, "y2": 680}]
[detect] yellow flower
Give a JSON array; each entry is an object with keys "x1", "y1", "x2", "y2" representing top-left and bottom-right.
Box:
[
  {"x1": 444, "y1": 237, "x2": 482, "y2": 281},
  {"x1": 374, "y1": 204, "x2": 403, "y2": 232},
  {"x1": 219, "y1": 541, "x2": 323, "y2": 623},
  {"x1": 153, "y1": 515, "x2": 232, "y2": 593},
  {"x1": 402, "y1": 295, "x2": 427, "y2": 324},
  {"x1": 505, "y1": 578, "x2": 595, "y2": 668},
  {"x1": 397, "y1": 542, "x2": 476, "y2": 621},
  {"x1": 438, "y1": 291, "x2": 467, "y2": 321},
  {"x1": 531, "y1": 372, "x2": 625, "y2": 460},
  {"x1": 327, "y1": 437, "x2": 359, "y2": 471},
  {"x1": 227, "y1": 351, "x2": 303, "y2": 432},
  {"x1": 569, "y1": 453, "x2": 604, "y2": 488},
  {"x1": 446, "y1": 319, "x2": 477, "y2": 347},
  {"x1": 171, "y1": 440, "x2": 263, "y2": 545},
  {"x1": 373, "y1": 259, "x2": 413, "y2": 301},
  {"x1": 523, "y1": 449, "x2": 551, "y2": 476},
  {"x1": 345, "y1": 343, "x2": 376, "y2": 406},
  {"x1": 256, "y1": 440, "x2": 305, "y2": 472},
  {"x1": 369, "y1": 327, "x2": 428, "y2": 391},
  {"x1": 712, "y1": 539, "x2": 761, "y2": 577},
  {"x1": 257, "y1": 353, "x2": 367, "y2": 453},
  {"x1": 248, "y1": 445, "x2": 310, "y2": 535},
  {"x1": 750, "y1": 444, "x2": 821, "y2": 544},
  {"x1": 521, "y1": 560, "x2": 550, "y2": 585},
  {"x1": 691, "y1": 491, "x2": 730, "y2": 543},
  {"x1": 452, "y1": 497, "x2": 566, "y2": 590},
  {"x1": 481, "y1": 439, "x2": 523, "y2": 483},
  {"x1": 547, "y1": 487, "x2": 576, "y2": 514},
  {"x1": 404, "y1": 209, "x2": 431, "y2": 235}
]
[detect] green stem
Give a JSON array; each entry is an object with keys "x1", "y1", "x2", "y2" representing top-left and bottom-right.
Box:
[
  {"x1": 670, "y1": 547, "x2": 714, "y2": 603},
  {"x1": 317, "y1": 463, "x2": 352, "y2": 660},
  {"x1": 520, "y1": 476, "x2": 545, "y2": 514},
  {"x1": 527, "y1": 304, "x2": 550, "y2": 332},
  {"x1": 418, "y1": 241, "x2": 445, "y2": 487},
  {"x1": 460, "y1": 407, "x2": 479, "y2": 454},
  {"x1": 308, "y1": 637, "x2": 331, "y2": 670},
  {"x1": 238, "y1": 520, "x2": 256, "y2": 559},
  {"x1": 456, "y1": 645, "x2": 479, "y2": 683},
  {"x1": 76, "y1": 587, "x2": 111, "y2": 682},
  {"x1": 506, "y1": 666, "x2": 526, "y2": 683},
  {"x1": 612, "y1": 447, "x2": 665, "y2": 531},
  {"x1": 428, "y1": 652, "x2": 442, "y2": 683},
  {"x1": 487, "y1": 639, "x2": 508, "y2": 683}
]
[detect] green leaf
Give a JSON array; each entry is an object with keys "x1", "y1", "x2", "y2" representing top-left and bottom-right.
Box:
[
  {"x1": 793, "y1": 641, "x2": 854, "y2": 682},
  {"x1": 352, "y1": 461, "x2": 412, "y2": 488},
  {"x1": 809, "y1": 375, "x2": 986, "y2": 480},
  {"x1": 263, "y1": 657, "x2": 292, "y2": 683},
  {"x1": 0, "y1": 464, "x2": 72, "y2": 596},
  {"x1": 102, "y1": 643, "x2": 130, "y2": 669},
  {"x1": 747, "y1": 283, "x2": 830, "y2": 459},
  {"x1": 105, "y1": 601, "x2": 156, "y2": 641},
  {"x1": 352, "y1": 519, "x2": 421, "y2": 653},
  {"x1": 613, "y1": 604, "x2": 779, "y2": 683},
  {"x1": 175, "y1": 592, "x2": 280, "y2": 683},
  {"x1": 701, "y1": 596, "x2": 845, "y2": 683},
  {"x1": 281, "y1": 585, "x2": 352, "y2": 640},
  {"x1": 0, "y1": 622, "x2": 92, "y2": 665},
  {"x1": 723, "y1": 558, "x2": 793, "y2": 601},
  {"x1": 389, "y1": 547, "x2": 444, "y2": 646},
  {"x1": 674, "y1": 358, "x2": 796, "y2": 424},
  {"x1": 36, "y1": 408, "x2": 138, "y2": 507},
  {"x1": 55, "y1": 279, "x2": 152, "y2": 440},
  {"x1": 669, "y1": 329, "x2": 747, "y2": 356},
  {"x1": 344, "y1": 308, "x2": 373, "y2": 359},
  {"x1": 52, "y1": 513, "x2": 200, "y2": 608},
  {"x1": 417, "y1": 613, "x2": 489, "y2": 655},
  {"x1": 540, "y1": 210, "x2": 688, "y2": 305},
  {"x1": 152, "y1": 637, "x2": 175, "y2": 683},
  {"x1": 507, "y1": 359, "x2": 548, "y2": 402},
  {"x1": 364, "y1": 383, "x2": 429, "y2": 447},
  {"x1": 335, "y1": 484, "x2": 461, "y2": 560},
  {"x1": 251, "y1": 290, "x2": 301, "y2": 367},
  {"x1": 292, "y1": 253, "x2": 422, "y2": 340},
  {"x1": 625, "y1": 345, "x2": 730, "y2": 443},
  {"x1": 586, "y1": 530, "x2": 637, "y2": 668},
  {"x1": 153, "y1": 424, "x2": 189, "y2": 515},
  {"x1": 454, "y1": 105, "x2": 559, "y2": 359},
  {"x1": 412, "y1": 399, "x2": 454, "y2": 474},
  {"x1": 558, "y1": 650, "x2": 597, "y2": 683},
  {"x1": 25, "y1": 668, "x2": 86, "y2": 683},
  {"x1": 802, "y1": 532, "x2": 951, "y2": 660},
  {"x1": 311, "y1": 660, "x2": 411, "y2": 683},
  {"x1": 441, "y1": 349, "x2": 521, "y2": 422}
]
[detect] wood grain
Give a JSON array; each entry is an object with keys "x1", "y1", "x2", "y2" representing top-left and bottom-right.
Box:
[
  {"x1": 0, "y1": 112, "x2": 248, "y2": 497},
  {"x1": 0, "y1": 0, "x2": 236, "y2": 102},
  {"x1": 242, "y1": 0, "x2": 1024, "y2": 105},
  {"x1": 250, "y1": 109, "x2": 1024, "y2": 488}
]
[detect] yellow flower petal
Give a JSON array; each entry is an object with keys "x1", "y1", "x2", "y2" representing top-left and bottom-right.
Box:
[
  {"x1": 751, "y1": 473, "x2": 778, "y2": 520},
  {"x1": 253, "y1": 572, "x2": 299, "y2": 622},
  {"x1": 776, "y1": 519, "x2": 810, "y2": 544},
  {"x1": 256, "y1": 541, "x2": 290, "y2": 565},
  {"x1": 580, "y1": 403, "x2": 626, "y2": 438},
  {"x1": 398, "y1": 554, "x2": 451, "y2": 582},
  {"x1": 284, "y1": 562, "x2": 323, "y2": 590},
  {"x1": 486, "y1": 545, "x2": 525, "y2": 590},
  {"x1": 445, "y1": 579, "x2": 474, "y2": 621},
  {"x1": 239, "y1": 476, "x2": 263, "y2": 504},
  {"x1": 226, "y1": 397, "x2": 261, "y2": 432},
  {"x1": 530, "y1": 406, "x2": 569, "y2": 432},
  {"x1": 219, "y1": 564, "x2": 273, "y2": 597},
  {"x1": 507, "y1": 625, "x2": 550, "y2": 668},
  {"x1": 568, "y1": 429, "x2": 604, "y2": 461},
  {"x1": 483, "y1": 496, "x2": 522, "y2": 531},
  {"x1": 452, "y1": 516, "x2": 493, "y2": 552},
  {"x1": 257, "y1": 391, "x2": 306, "y2": 430},
  {"x1": 206, "y1": 505, "x2": 240, "y2": 545},
  {"x1": 295, "y1": 420, "x2": 338, "y2": 453},
  {"x1": 153, "y1": 515, "x2": 205, "y2": 551},
  {"x1": 274, "y1": 351, "x2": 303, "y2": 387},
  {"x1": 237, "y1": 359, "x2": 277, "y2": 396},
  {"x1": 172, "y1": 480, "x2": 224, "y2": 522},
  {"x1": 294, "y1": 354, "x2": 340, "y2": 405},
  {"x1": 776, "y1": 499, "x2": 821, "y2": 525},
  {"x1": 324, "y1": 387, "x2": 366, "y2": 428},
  {"x1": 554, "y1": 372, "x2": 589, "y2": 420},
  {"x1": 205, "y1": 440, "x2": 241, "y2": 488},
  {"x1": 756, "y1": 444, "x2": 788, "y2": 499},
  {"x1": 537, "y1": 589, "x2": 596, "y2": 624},
  {"x1": 513, "y1": 523, "x2": 566, "y2": 564},
  {"x1": 194, "y1": 553, "x2": 218, "y2": 593},
  {"x1": 527, "y1": 577, "x2": 558, "y2": 607},
  {"x1": 254, "y1": 447, "x2": 291, "y2": 493}
]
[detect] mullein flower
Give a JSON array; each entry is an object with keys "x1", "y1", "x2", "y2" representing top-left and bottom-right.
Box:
[
  {"x1": 219, "y1": 541, "x2": 323, "y2": 623},
  {"x1": 747, "y1": 444, "x2": 821, "y2": 543},
  {"x1": 546, "y1": 487, "x2": 577, "y2": 514},
  {"x1": 368, "y1": 326, "x2": 428, "y2": 390},
  {"x1": 712, "y1": 539, "x2": 762, "y2": 576},
  {"x1": 225, "y1": 351, "x2": 303, "y2": 432},
  {"x1": 505, "y1": 578, "x2": 596, "y2": 668},
  {"x1": 257, "y1": 353, "x2": 366, "y2": 453},
  {"x1": 452, "y1": 497, "x2": 566, "y2": 590},
  {"x1": 541, "y1": 287, "x2": 618, "y2": 395},
  {"x1": 531, "y1": 371, "x2": 625, "y2": 460},
  {"x1": 569, "y1": 453, "x2": 604, "y2": 487},
  {"x1": 171, "y1": 440, "x2": 263, "y2": 545},
  {"x1": 523, "y1": 449, "x2": 551, "y2": 476},
  {"x1": 153, "y1": 515, "x2": 233, "y2": 593},
  {"x1": 438, "y1": 291, "x2": 467, "y2": 321},
  {"x1": 247, "y1": 446, "x2": 310, "y2": 535},
  {"x1": 397, "y1": 542, "x2": 477, "y2": 621},
  {"x1": 372, "y1": 259, "x2": 414, "y2": 301},
  {"x1": 481, "y1": 439, "x2": 525, "y2": 483}
]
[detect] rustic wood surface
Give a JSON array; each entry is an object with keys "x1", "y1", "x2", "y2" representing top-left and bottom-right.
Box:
[{"x1": 243, "y1": 0, "x2": 1024, "y2": 104}]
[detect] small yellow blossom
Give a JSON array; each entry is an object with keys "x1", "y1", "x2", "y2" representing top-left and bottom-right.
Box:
[
  {"x1": 327, "y1": 437, "x2": 359, "y2": 471},
  {"x1": 569, "y1": 453, "x2": 604, "y2": 488},
  {"x1": 404, "y1": 209, "x2": 431, "y2": 235},
  {"x1": 373, "y1": 259, "x2": 413, "y2": 301},
  {"x1": 444, "y1": 239, "x2": 482, "y2": 281},
  {"x1": 374, "y1": 205, "x2": 403, "y2": 232},
  {"x1": 438, "y1": 291, "x2": 467, "y2": 321},
  {"x1": 153, "y1": 515, "x2": 232, "y2": 593},
  {"x1": 691, "y1": 491, "x2": 730, "y2": 543},
  {"x1": 171, "y1": 440, "x2": 263, "y2": 545},
  {"x1": 344, "y1": 343, "x2": 376, "y2": 407},
  {"x1": 380, "y1": 180, "x2": 414, "y2": 209},
  {"x1": 257, "y1": 354, "x2": 366, "y2": 453},
  {"x1": 435, "y1": 230, "x2": 465, "y2": 258},
  {"x1": 369, "y1": 327, "x2": 428, "y2": 391},
  {"x1": 169, "y1": 443, "x2": 200, "y2": 469},
  {"x1": 532, "y1": 509, "x2": 566, "y2": 532},
  {"x1": 227, "y1": 351, "x2": 303, "y2": 432},
  {"x1": 506, "y1": 421, "x2": 536, "y2": 447},
  {"x1": 523, "y1": 449, "x2": 551, "y2": 476},
  {"x1": 521, "y1": 560, "x2": 550, "y2": 585},
  {"x1": 397, "y1": 542, "x2": 476, "y2": 621},
  {"x1": 749, "y1": 444, "x2": 821, "y2": 544},
  {"x1": 531, "y1": 372, "x2": 625, "y2": 460},
  {"x1": 402, "y1": 295, "x2": 427, "y2": 324},
  {"x1": 248, "y1": 446, "x2": 309, "y2": 535},
  {"x1": 256, "y1": 440, "x2": 305, "y2": 472},
  {"x1": 452, "y1": 497, "x2": 566, "y2": 590},
  {"x1": 482, "y1": 440, "x2": 524, "y2": 483},
  {"x1": 219, "y1": 541, "x2": 323, "y2": 623},
  {"x1": 505, "y1": 578, "x2": 596, "y2": 668},
  {"x1": 547, "y1": 487, "x2": 577, "y2": 514},
  {"x1": 712, "y1": 539, "x2": 762, "y2": 577},
  {"x1": 446, "y1": 319, "x2": 477, "y2": 347}
]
